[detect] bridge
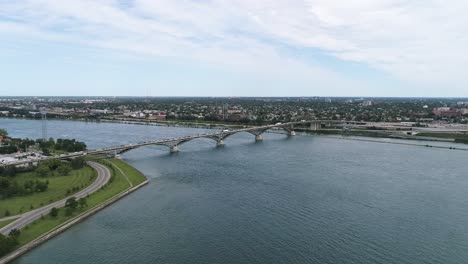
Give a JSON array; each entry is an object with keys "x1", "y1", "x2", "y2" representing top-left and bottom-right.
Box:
[
  {"x1": 89, "y1": 121, "x2": 304, "y2": 154},
  {"x1": 0, "y1": 120, "x2": 351, "y2": 167}
]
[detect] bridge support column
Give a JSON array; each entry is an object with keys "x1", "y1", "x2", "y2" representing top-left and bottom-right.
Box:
[
  {"x1": 216, "y1": 140, "x2": 224, "y2": 147},
  {"x1": 310, "y1": 122, "x2": 320, "y2": 131},
  {"x1": 170, "y1": 146, "x2": 179, "y2": 153},
  {"x1": 288, "y1": 130, "x2": 296, "y2": 136},
  {"x1": 255, "y1": 134, "x2": 263, "y2": 141}
]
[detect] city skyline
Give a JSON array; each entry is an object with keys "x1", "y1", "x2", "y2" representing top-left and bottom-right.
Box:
[{"x1": 1, "y1": 1, "x2": 468, "y2": 97}]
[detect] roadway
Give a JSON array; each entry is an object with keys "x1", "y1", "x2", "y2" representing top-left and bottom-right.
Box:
[{"x1": 0, "y1": 161, "x2": 111, "y2": 235}]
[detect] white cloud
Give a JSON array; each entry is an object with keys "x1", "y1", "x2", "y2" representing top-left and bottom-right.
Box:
[{"x1": 1, "y1": 0, "x2": 468, "y2": 94}]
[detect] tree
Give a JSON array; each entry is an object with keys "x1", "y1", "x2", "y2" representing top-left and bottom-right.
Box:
[
  {"x1": 35, "y1": 164, "x2": 50, "y2": 177},
  {"x1": 0, "y1": 145, "x2": 17, "y2": 154},
  {"x1": 0, "y1": 128, "x2": 7, "y2": 137},
  {"x1": 65, "y1": 197, "x2": 78, "y2": 209},
  {"x1": 0, "y1": 233, "x2": 18, "y2": 257},
  {"x1": 35, "y1": 181, "x2": 48, "y2": 192},
  {"x1": 41, "y1": 147, "x2": 50, "y2": 156},
  {"x1": 49, "y1": 207, "x2": 58, "y2": 217},
  {"x1": 70, "y1": 157, "x2": 86, "y2": 170},
  {"x1": 8, "y1": 228, "x2": 20, "y2": 238},
  {"x1": 45, "y1": 159, "x2": 61, "y2": 170},
  {"x1": 57, "y1": 164, "x2": 72, "y2": 176},
  {"x1": 0, "y1": 166, "x2": 16, "y2": 177}
]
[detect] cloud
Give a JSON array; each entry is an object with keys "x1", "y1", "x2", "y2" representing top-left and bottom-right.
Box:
[{"x1": 1, "y1": 0, "x2": 468, "y2": 93}]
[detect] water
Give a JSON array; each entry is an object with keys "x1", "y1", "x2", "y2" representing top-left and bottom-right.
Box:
[{"x1": 2, "y1": 118, "x2": 468, "y2": 264}]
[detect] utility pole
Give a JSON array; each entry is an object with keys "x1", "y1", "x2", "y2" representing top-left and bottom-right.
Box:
[{"x1": 41, "y1": 112, "x2": 47, "y2": 141}]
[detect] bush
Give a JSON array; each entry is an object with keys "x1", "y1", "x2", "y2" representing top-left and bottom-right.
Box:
[
  {"x1": 57, "y1": 164, "x2": 72, "y2": 176},
  {"x1": 49, "y1": 207, "x2": 59, "y2": 217},
  {"x1": 35, "y1": 181, "x2": 48, "y2": 192},
  {"x1": 65, "y1": 197, "x2": 78, "y2": 209},
  {"x1": 70, "y1": 157, "x2": 86, "y2": 170},
  {"x1": 0, "y1": 233, "x2": 18, "y2": 257},
  {"x1": 35, "y1": 164, "x2": 50, "y2": 177},
  {"x1": 8, "y1": 228, "x2": 20, "y2": 238}
]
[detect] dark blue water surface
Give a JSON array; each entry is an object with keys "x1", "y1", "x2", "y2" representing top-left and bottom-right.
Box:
[{"x1": 2, "y1": 119, "x2": 468, "y2": 264}]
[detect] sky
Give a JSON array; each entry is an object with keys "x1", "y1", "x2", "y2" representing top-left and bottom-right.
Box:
[{"x1": 0, "y1": 0, "x2": 467, "y2": 97}]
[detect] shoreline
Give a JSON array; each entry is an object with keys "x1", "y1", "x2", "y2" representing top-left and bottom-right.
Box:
[
  {"x1": 0, "y1": 160, "x2": 149, "y2": 264},
  {"x1": 3, "y1": 116, "x2": 467, "y2": 146},
  {"x1": 316, "y1": 134, "x2": 468, "y2": 151},
  {"x1": 0, "y1": 116, "x2": 251, "y2": 130}
]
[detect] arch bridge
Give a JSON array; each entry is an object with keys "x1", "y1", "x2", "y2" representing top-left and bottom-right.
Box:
[
  {"x1": 91, "y1": 121, "x2": 307, "y2": 154},
  {"x1": 1, "y1": 120, "x2": 345, "y2": 167}
]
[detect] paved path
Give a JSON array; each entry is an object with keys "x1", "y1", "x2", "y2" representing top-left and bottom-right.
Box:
[{"x1": 0, "y1": 161, "x2": 111, "y2": 235}]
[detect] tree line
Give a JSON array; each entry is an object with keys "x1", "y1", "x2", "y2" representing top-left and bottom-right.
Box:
[
  {"x1": 0, "y1": 128, "x2": 87, "y2": 155},
  {"x1": 0, "y1": 231, "x2": 19, "y2": 257},
  {"x1": 0, "y1": 158, "x2": 86, "y2": 200}
]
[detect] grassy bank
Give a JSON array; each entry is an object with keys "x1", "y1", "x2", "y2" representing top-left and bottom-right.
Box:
[
  {"x1": 301, "y1": 129, "x2": 394, "y2": 138},
  {"x1": 300, "y1": 129, "x2": 468, "y2": 143},
  {"x1": 106, "y1": 159, "x2": 147, "y2": 187},
  {"x1": 14, "y1": 159, "x2": 146, "y2": 246},
  {"x1": 0, "y1": 166, "x2": 96, "y2": 216},
  {"x1": 416, "y1": 132, "x2": 468, "y2": 143}
]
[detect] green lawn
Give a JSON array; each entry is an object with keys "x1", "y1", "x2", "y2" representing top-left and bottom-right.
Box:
[
  {"x1": 0, "y1": 218, "x2": 18, "y2": 229},
  {"x1": 16, "y1": 159, "x2": 147, "y2": 246},
  {"x1": 416, "y1": 132, "x2": 468, "y2": 139},
  {"x1": 107, "y1": 159, "x2": 147, "y2": 187},
  {"x1": 0, "y1": 166, "x2": 96, "y2": 216}
]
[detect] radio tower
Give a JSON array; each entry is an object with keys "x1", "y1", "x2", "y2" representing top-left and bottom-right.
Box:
[{"x1": 41, "y1": 112, "x2": 47, "y2": 141}]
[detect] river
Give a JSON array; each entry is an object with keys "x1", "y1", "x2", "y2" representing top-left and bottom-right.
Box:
[{"x1": 2, "y1": 118, "x2": 468, "y2": 264}]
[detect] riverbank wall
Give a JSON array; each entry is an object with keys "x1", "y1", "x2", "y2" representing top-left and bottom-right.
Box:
[{"x1": 0, "y1": 176, "x2": 149, "y2": 264}]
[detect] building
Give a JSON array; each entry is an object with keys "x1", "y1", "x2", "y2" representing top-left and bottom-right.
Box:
[
  {"x1": 432, "y1": 107, "x2": 462, "y2": 117},
  {"x1": 148, "y1": 112, "x2": 167, "y2": 121}
]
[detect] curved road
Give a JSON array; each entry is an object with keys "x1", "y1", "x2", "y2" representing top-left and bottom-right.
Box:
[{"x1": 0, "y1": 161, "x2": 111, "y2": 235}]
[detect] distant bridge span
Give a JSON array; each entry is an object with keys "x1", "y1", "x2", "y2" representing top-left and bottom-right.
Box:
[
  {"x1": 1, "y1": 120, "x2": 358, "y2": 167},
  {"x1": 89, "y1": 121, "x2": 305, "y2": 154}
]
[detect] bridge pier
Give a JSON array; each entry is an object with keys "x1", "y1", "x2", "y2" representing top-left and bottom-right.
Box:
[
  {"x1": 216, "y1": 140, "x2": 225, "y2": 147},
  {"x1": 310, "y1": 122, "x2": 321, "y2": 131},
  {"x1": 288, "y1": 130, "x2": 296, "y2": 136},
  {"x1": 255, "y1": 134, "x2": 263, "y2": 141},
  {"x1": 169, "y1": 145, "x2": 179, "y2": 153}
]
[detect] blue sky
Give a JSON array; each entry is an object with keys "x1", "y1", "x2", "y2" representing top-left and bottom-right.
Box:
[{"x1": 1, "y1": 0, "x2": 467, "y2": 97}]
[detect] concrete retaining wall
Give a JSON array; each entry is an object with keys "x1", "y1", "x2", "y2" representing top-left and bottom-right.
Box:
[{"x1": 0, "y1": 180, "x2": 149, "y2": 264}]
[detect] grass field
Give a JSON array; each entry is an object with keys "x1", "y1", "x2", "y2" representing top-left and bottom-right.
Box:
[
  {"x1": 0, "y1": 166, "x2": 96, "y2": 216},
  {"x1": 106, "y1": 159, "x2": 147, "y2": 187},
  {"x1": 416, "y1": 132, "x2": 468, "y2": 139},
  {"x1": 15, "y1": 159, "x2": 147, "y2": 246}
]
